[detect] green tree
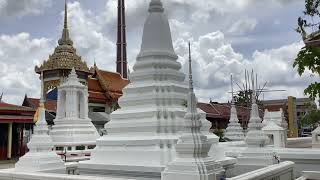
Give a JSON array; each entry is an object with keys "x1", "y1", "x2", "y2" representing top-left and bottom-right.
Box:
[
  {"x1": 302, "y1": 110, "x2": 320, "y2": 128},
  {"x1": 295, "y1": 0, "x2": 320, "y2": 99},
  {"x1": 234, "y1": 90, "x2": 263, "y2": 108}
]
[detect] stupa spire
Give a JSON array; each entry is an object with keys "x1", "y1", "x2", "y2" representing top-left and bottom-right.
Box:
[
  {"x1": 64, "y1": 0, "x2": 68, "y2": 29},
  {"x1": 149, "y1": 0, "x2": 164, "y2": 12},
  {"x1": 116, "y1": 0, "x2": 128, "y2": 79},
  {"x1": 225, "y1": 74, "x2": 245, "y2": 141},
  {"x1": 58, "y1": 0, "x2": 73, "y2": 46},
  {"x1": 138, "y1": 0, "x2": 177, "y2": 58},
  {"x1": 187, "y1": 41, "x2": 197, "y2": 115}
]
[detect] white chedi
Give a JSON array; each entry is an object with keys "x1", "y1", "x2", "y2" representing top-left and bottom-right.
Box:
[
  {"x1": 224, "y1": 101, "x2": 244, "y2": 141},
  {"x1": 237, "y1": 89, "x2": 278, "y2": 172},
  {"x1": 262, "y1": 109, "x2": 288, "y2": 130},
  {"x1": 80, "y1": 0, "x2": 213, "y2": 178},
  {"x1": 15, "y1": 74, "x2": 65, "y2": 173},
  {"x1": 50, "y1": 68, "x2": 99, "y2": 152},
  {"x1": 162, "y1": 43, "x2": 224, "y2": 180},
  {"x1": 262, "y1": 121, "x2": 287, "y2": 148},
  {"x1": 244, "y1": 92, "x2": 268, "y2": 147}
]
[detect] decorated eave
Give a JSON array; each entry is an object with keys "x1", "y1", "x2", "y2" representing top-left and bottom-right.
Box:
[{"x1": 34, "y1": 48, "x2": 90, "y2": 74}]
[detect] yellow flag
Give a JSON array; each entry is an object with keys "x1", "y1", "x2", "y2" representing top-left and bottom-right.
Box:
[{"x1": 33, "y1": 107, "x2": 40, "y2": 123}]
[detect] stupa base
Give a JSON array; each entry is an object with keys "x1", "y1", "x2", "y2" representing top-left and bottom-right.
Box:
[{"x1": 79, "y1": 136, "x2": 179, "y2": 179}]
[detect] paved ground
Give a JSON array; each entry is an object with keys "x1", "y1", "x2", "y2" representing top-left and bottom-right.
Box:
[{"x1": 0, "y1": 160, "x2": 16, "y2": 169}]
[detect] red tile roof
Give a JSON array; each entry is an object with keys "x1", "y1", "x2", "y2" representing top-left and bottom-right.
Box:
[
  {"x1": 98, "y1": 70, "x2": 129, "y2": 95},
  {"x1": 0, "y1": 102, "x2": 34, "y2": 112},
  {"x1": 198, "y1": 102, "x2": 251, "y2": 120},
  {"x1": 24, "y1": 98, "x2": 57, "y2": 112},
  {"x1": 0, "y1": 102, "x2": 35, "y2": 123},
  {"x1": 89, "y1": 67, "x2": 129, "y2": 102}
]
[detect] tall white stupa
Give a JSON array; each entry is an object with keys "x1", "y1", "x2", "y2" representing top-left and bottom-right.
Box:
[
  {"x1": 50, "y1": 68, "x2": 99, "y2": 157},
  {"x1": 80, "y1": 0, "x2": 213, "y2": 178},
  {"x1": 14, "y1": 72, "x2": 65, "y2": 173},
  {"x1": 224, "y1": 75, "x2": 244, "y2": 141},
  {"x1": 162, "y1": 42, "x2": 224, "y2": 180}
]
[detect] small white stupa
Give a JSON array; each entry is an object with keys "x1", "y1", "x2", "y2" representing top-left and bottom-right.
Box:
[
  {"x1": 80, "y1": 0, "x2": 213, "y2": 178},
  {"x1": 50, "y1": 68, "x2": 99, "y2": 157},
  {"x1": 162, "y1": 42, "x2": 224, "y2": 180},
  {"x1": 224, "y1": 75, "x2": 244, "y2": 141},
  {"x1": 236, "y1": 83, "x2": 278, "y2": 173},
  {"x1": 15, "y1": 72, "x2": 65, "y2": 173},
  {"x1": 262, "y1": 108, "x2": 288, "y2": 130},
  {"x1": 262, "y1": 121, "x2": 286, "y2": 148}
]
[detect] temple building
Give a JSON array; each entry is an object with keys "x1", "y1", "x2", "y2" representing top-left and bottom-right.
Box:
[
  {"x1": 22, "y1": 95, "x2": 56, "y2": 126},
  {"x1": 0, "y1": 97, "x2": 35, "y2": 160},
  {"x1": 31, "y1": 0, "x2": 129, "y2": 133},
  {"x1": 198, "y1": 101, "x2": 252, "y2": 130},
  {"x1": 262, "y1": 96, "x2": 316, "y2": 137}
]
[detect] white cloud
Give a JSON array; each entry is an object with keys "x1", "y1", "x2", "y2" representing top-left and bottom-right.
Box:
[
  {"x1": 228, "y1": 18, "x2": 257, "y2": 35},
  {"x1": 67, "y1": 1, "x2": 116, "y2": 69},
  {"x1": 173, "y1": 28, "x2": 312, "y2": 103},
  {"x1": 0, "y1": 0, "x2": 311, "y2": 105},
  {"x1": 0, "y1": 33, "x2": 52, "y2": 104},
  {"x1": 0, "y1": 0, "x2": 52, "y2": 16}
]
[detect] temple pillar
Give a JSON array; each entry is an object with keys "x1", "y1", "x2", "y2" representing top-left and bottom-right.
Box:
[
  {"x1": 56, "y1": 90, "x2": 62, "y2": 119},
  {"x1": 83, "y1": 92, "x2": 88, "y2": 119},
  {"x1": 7, "y1": 122, "x2": 12, "y2": 159},
  {"x1": 65, "y1": 91, "x2": 71, "y2": 117}
]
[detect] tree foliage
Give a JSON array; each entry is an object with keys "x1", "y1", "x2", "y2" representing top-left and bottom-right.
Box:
[
  {"x1": 302, "y1": 110, "x2": 320, "y2": 127},
  {"x1": 294, "y1": 0, "x2": 320, "y2": 99},
  {"x1": 234, "y1": 90, "x2": 262, "y2": 108}
]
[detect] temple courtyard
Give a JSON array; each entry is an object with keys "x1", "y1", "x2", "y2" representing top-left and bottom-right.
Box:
[{"x1": 1, "y1": 0, "x2": 320, "y2": 180}]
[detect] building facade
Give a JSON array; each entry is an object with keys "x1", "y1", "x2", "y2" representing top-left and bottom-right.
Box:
[
  {"x1": 0, "y1": 101, "x2": 35, "y2": 160},
  {"x1": 262, "y1": 96, "x2": 317, "y2": 137}
]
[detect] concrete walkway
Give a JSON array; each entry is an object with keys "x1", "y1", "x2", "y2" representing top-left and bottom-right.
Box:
[{"x1": 0, "y1": 160, "x2": 16, "y2": 169}]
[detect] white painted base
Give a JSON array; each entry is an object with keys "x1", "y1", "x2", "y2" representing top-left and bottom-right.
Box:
[
  {"x1": 161, "y1": 157, "x2": 225, "y2": 180},
  {"x1": 14, "y1": 152, "x2": 65, "y2": 173}
]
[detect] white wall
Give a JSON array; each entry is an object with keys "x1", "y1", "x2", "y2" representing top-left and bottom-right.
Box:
[{"x1": 227, "y1": 161, "x2": 295, "y2": 180}]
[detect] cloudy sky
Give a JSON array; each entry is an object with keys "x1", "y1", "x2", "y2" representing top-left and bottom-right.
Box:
[{"x1": 0, "y1": 0, "x2": 316, "y2": 105}]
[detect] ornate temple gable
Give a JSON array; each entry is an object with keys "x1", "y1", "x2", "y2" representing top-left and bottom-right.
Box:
[
  {"x1": 35, "y1": 0, "x2": 90, "y2": 85},
  {"x1": 89, "y1": 64, "x2": 129, "y2": 103}
]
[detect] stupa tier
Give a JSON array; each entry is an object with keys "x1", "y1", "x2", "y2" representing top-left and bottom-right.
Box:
[
  {"x1": 50, "y1": 68, "x2": 99, "y2": 156},
  {"x1": 80, "y1": 0, "x2": 212, "y2": 178},
  {"x1": 224, "y1": 102, "x2": 245, "y2": 141}
]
